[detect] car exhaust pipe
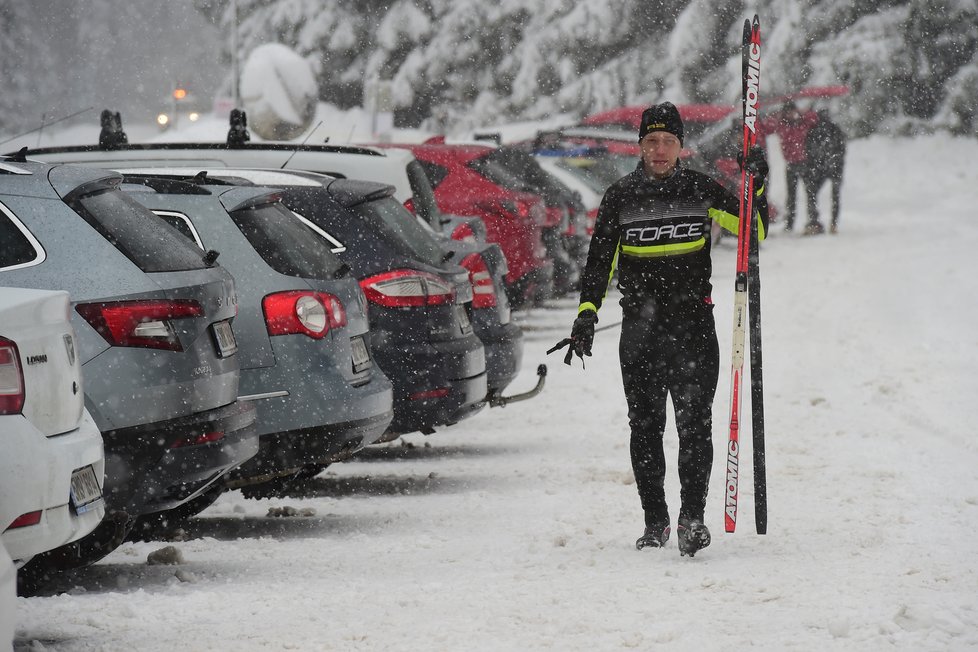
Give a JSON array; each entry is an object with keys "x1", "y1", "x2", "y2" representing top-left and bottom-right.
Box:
[{"x1": 488, "y1": 364, "x2": 547, "y2": 408}]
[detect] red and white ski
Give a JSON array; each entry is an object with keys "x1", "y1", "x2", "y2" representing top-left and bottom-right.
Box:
[{"x1": 725, "y1": 15, "x2": 761, "y2": 534}]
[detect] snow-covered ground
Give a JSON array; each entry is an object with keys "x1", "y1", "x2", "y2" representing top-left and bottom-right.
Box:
[{"x1": 11, "y1": 132, "x2": 978, "y2": 651}]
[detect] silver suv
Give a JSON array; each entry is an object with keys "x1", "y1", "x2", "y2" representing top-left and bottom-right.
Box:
[{"x1": 0, "y1": 158, "x2": 258, "y2": 572}]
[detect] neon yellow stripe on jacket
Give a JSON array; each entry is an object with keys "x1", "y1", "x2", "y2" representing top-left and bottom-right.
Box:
[
  {"x1": 708, "y1": 207, "x2": 767, "y2": 242},
  {"x1": 620, "y1": 238, "x2": 706, "y2": 258}
]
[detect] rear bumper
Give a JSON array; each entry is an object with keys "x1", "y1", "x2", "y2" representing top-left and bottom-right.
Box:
[
  {"x1": 0, "y1": 410, "x2": 106, "y2": 565},
  {"x1": 228, "y1": 410, "x2": 395, "y2": 485},
  {"x1": 236, "y1": 355, "x2": 395, "y2": 477},
  {"x1": 388, "y1": 372, "x2": 488, "y2": 435},
  {"x1": 100, "y1": 400, "x2": 259, "y2": 517},
  {"x1": 375, "y1": 334, "x2": 488, "y2": 435},
  {"x1": 473, "y1": 316, "x2": 524, "y2": 394}
]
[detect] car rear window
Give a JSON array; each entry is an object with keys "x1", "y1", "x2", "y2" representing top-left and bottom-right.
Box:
[
  {"x1": 69, "y1": 189, "x2": 210, "y2": 273},
  {"x1": 0, "y1": 208, "x2": 41, "y2": 270},
  {"x1": 346, "y1": 196, "x2": 447, "y2": 268},
  {"x1": 468, "y1": 149, "x2": 542, "y2": 193},
  {"x1": 229, "y1": 201, "x2": 346, "y2": 279}
]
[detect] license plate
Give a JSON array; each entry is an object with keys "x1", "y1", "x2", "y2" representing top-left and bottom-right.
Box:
[
  {"x1": 455, "y1": 305, "x2": 473, "y2": 334},
  {"x1": 351, "y1": 335, "x2": 371, "y2": 373},
  {"x1": 212, "y1": 320, "x2": 238, "y2": 357},
  {"x1": 70, "y1": 465, "x2": 103, "y2": 515}
]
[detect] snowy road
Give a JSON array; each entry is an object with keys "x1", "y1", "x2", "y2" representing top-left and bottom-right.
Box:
[{"x1": 14, "y1": 135, "x2": 978, "y2": 651}]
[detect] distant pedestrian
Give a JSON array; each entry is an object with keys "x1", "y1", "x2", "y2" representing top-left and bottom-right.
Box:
[
  {"x1": 550, "y1": 102, "x2": 769, "y2": 557},
  {"x1": 763, "y1": 101, "x2": 822, "y2": 234},
  {"x1": 804, "y1": 110, "x2": 847, "y2": 234}
]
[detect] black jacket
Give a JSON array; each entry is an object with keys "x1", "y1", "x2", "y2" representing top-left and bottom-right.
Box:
[{"x1": 578, "y1": 164, "x2": 768, "y2": 317}]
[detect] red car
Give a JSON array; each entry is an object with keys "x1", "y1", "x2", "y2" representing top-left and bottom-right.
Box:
[{"x1": 394, "y1": 143, "x2": 555, "y2": 309}]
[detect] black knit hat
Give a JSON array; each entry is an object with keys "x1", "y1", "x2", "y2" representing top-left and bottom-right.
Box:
[{"x1": 638, "y1": 102, "x2": 684, "y2": 144}]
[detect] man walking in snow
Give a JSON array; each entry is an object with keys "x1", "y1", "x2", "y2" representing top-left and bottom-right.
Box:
[{"x1": 554, "y1": 102, "x2": 768, "y2": 557}]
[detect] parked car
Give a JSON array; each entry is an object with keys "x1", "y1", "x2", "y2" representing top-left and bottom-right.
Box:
[
  {"x1": 0, "y1": 157, "x2": 257, "y2": 572},
  {"x1": 467, "y1": 145, "x2": 589, "y2": 296},
  {"x1": 0, "y1": 287, "x2": 105, "y2": 569},
  {"x1": 19, "y1": 137, "x2": 552, "y2": 310},
  {"x1": 108, "y1": 168, "x2": 489, "y2": 436},
  {"x1": 126, "y1": 167, "x2": 526, "y2": 409},
  {"x1": 116, "y1": 173, "x2": 395, "y2": 499},
  {"x1": 1, "y1": 542, "x2": 13, "y2": 648},
  {"x1": 395, "y1": 143, "x2": 558, "y2": 307},
  {"x1": 285, "y1": 177, "x2": 490, "y2": 434}
]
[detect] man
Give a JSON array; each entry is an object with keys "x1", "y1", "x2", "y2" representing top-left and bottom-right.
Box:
[
  {"x1": 559, "y1": 102, "x2": 768, "y2": 557},
  {"x1": 804, "y1": 109, "x2": 847, "y2": 234},
  {"x1": 764, "y1": 101, "x2": 821, "y2": 234}
]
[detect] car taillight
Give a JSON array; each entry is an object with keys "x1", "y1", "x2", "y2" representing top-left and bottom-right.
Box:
[
  {"x1": 359, "y1": 270, "x2": 455, "y2": 308},
  {"x1": 75, "y1": 300, "x2": 204, "y2": 352},
  {"x1": 451, "y1": 222, "x2": 477, "y2": 243},
  {"x1": 262, "y1": 291, "x2": 346, "y2": 339},
  {"x1": 404, "y1": 198, "x2": 416, "y2": 214},
  {"x1": 5, "y1": 510, "x2": 42, "y2": 530},
  {"x1": 0, "y1": 337, "x2": 26, "y2": 415},
  {"x1": 460, "y1": 253, "x2": 497, "y2": 309},
  {"x1": 170, "y1": 430, "x2": 225, "y2": 448}
]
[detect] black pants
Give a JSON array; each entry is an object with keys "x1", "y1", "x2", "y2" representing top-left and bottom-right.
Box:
[
  {"x1": 619, "y1": 300, "x2": 719, "y2": 525},
  {"x1": 785, "y1": 162, "x2": 819, "y2": 228}
]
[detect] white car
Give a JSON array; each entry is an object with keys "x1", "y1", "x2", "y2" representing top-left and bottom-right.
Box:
[
  {"x1": 0, "y1": 287, "x2": 105, "y2": 567},
  {"x1": 1, "y1": 542, "x2": 14, "y2": 650}
]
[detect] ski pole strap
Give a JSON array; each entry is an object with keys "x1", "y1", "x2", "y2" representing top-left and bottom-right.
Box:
[{"x1": 546, "y1": 338, "x2": 581, "y2": 367}]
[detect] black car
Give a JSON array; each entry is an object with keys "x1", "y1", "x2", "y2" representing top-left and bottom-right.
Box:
[{"x1": 282, "y1": 178, "x2": 489, "y2": 435}]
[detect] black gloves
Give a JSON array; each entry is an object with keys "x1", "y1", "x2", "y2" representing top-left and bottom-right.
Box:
[
  {"x1": 548, "y1": 310, "x2": 598, "y2": 366},
  {"x1": 570, "y1": 310, "x2": 598, "y2": 358},
  {"x1": 738, "y1": 146, "x2": 768, "y2": 185}
]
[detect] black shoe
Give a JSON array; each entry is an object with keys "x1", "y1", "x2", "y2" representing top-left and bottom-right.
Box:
[
  {"x1": 636, "y1": 523, "x2": 671, "y2": 550},
  {"x1": 803, "y1": 222, "x2": 825, "y2": 236},
  {"x1": 677, "y1": 518, "x2": 711, "y2": 557}
]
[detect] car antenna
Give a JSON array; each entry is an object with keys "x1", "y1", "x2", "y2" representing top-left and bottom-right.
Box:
[
  {"x1": 202, "y1": 249, "x2": 221, "y2": 266},
  {"x1": 5, "y1": 147, "x2": 29, "y2": 163},
  {"x1": 280, "y1": 121, "x2": 323, "y2": 169},
  {"x1": 0, "y1": 106, "x2": 94, "y2": 148}
]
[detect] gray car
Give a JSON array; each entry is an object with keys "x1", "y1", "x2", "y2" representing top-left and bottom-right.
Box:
[
  {"x1": 0, "y1": 157, "x2": 258, "y2": 570},
  {"x1": 118, "y1": 174, "x2": 395, "y2": 499}
]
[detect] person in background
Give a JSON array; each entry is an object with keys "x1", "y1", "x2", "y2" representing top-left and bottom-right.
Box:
[
  {"x1": 764, "y1": 101, "x2": 822, "y2": 234},
  {"x1": 552, "y1": 102, "x2": 769, "y2": 557},
  {"x1": 804, "y1": 109, "x2": 847, "y2": 234}
]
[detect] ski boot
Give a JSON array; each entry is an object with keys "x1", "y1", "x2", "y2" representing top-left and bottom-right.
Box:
[
  {"x1": 635, "y1": 523, "x2": 671, "y2": 550},
  {"x1": 677, "y1": 518, "x2": 711, "y2": 558}
]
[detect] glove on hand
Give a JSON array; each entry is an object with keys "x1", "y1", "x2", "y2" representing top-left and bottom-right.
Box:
[
  {"x1": 737, "y1": 146, "x2": 769, "y2": 185},
  {"x1": 570, "y1": 310, "x2": 598, "y2": 358}
]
